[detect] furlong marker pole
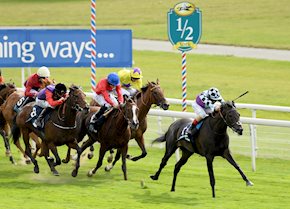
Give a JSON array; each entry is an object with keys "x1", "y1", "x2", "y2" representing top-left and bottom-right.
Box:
[
  {"x1": 181, "y1": 51, "x2": 187, "y2": 112},
  {"x1": 90, "y1": 0, "x2": 97, "y2": 91}
]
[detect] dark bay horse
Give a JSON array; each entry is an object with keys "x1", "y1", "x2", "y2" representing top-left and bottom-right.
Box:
[
  {"x1": 0, "y1": 82, "x2": 17, "y2": 163},
  {"x1": 101, "y1": 80, "x2": 169, "y2": 171},
  {"x1": 71, "y1": 97, "x2": 139, "y2": 180},
  {"x1": 12, "y1": 85, "x2": 88, "y2": 176},
  {"x1": 150, "y1": 101, "x2": 253, "y2": 198}
]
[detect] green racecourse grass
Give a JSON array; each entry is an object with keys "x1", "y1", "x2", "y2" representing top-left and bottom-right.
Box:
[
  {"x1": 0, "y1": 0, "x2": 290, "y2": 49},
  {"x1": 1, "y1": 145, "x2": 290, "y2": 209}
]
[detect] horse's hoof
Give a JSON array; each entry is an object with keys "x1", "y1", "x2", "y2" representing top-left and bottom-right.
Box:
[
  {"x1": 52, "y1": 171, "x2": 59, "y2": 176},
  {"x1": 104, "y1": 165, "x2": 111, "y2": 172},
  {"x1": 9, "y1": 156, "x2": 16, "y2": 165},
  {"x1": 126, "y1": 154, "x2": 132, "y2": 160},
  {"x1": 71, "y1": 170, "x2": 78, "y2": 177},
  {"x1": 87, "y1": 170, "x2": 94, "y2": 177},
  {"x1": 88, "y1": 153, "x2": 94, "y2": 160},
  {"x1": 34, "y1": 166, "x2": 39, "y2": 174},
  {"x1": 107, "y1": 156, "x2": 113, "y2": 163},
  {"x1": 247, "y1": 180, "x2": 254, "y2": 186},
  {"x1": 150, "y1": 175, "x2": 158, "y2": 180},
  {"x1": 62, "y1": 159, "x2": 69, "y2": 164},
  {"x1": 25, "y1": 159, "x2": 32, "y2": 164}
]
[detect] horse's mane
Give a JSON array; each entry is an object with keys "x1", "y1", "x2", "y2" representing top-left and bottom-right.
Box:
[
  {"x1": 133, "y1": 81, "x2": 157, "y2": 100},
  {"x1": 69, "y1": 84, "x2": 80, "y2": 91},
  {"x1": 0, "y1": 83, "x2": 16, "y2": 91}
]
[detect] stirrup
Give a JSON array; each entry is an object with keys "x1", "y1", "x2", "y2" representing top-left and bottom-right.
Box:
[{"x1": 89, "y1": 124, "x2": 98, "y2": 133}]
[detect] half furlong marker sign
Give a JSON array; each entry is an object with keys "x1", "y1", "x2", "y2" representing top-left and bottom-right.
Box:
[{"x1": 0, "y1": 29, "x2": 132, "y2": 68}]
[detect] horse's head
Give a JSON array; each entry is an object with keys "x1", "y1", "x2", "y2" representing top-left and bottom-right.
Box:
[
  {"x1": 220, "y1": 101, "x2": 243, "y2": 135},
  {"x1": 120, "y1": 96, "x2": 139, "y2": 130},
  {"x1": 67, "y1": 85, "x2": 89, "y2": 112},
  {"x1": 141, "y1": 80, "x2": 169, "y2": 110}
]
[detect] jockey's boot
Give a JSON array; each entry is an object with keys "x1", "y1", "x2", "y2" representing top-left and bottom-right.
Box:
[
  {"x1": 186, "y1": 124, "x2": 199, "y2": 142},
  {"x1": 33, "y1": 107, "x2": 52, "y2": 128}
]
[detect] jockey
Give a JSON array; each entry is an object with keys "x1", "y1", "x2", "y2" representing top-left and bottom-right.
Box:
[
  {"x1": 118, "y1": 67, "x2": 143, "y2": 97},
  {"x1": 32, "y1": 83, "x2": 67, "y2": 128},
  {"x1": 187, "y1": 87, "x2": 224, "y2": 139},
  {"x1": 92, "y1": 72, "x2": 124, "y2": 108},
  {"x1": 22, "y1": 66, "x2": 51, "y2": 107},
  {"x1": 0, "y1": 69, "x2": 5, "y2": 85}
]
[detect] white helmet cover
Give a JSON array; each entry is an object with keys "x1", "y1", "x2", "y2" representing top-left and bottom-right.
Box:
[{"x1": 37, "y1": 66, "x2": 50, "y2": 78}]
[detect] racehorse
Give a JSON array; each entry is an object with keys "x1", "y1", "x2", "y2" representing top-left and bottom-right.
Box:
[
  {"x1": 0, "y1": 89, "x2": 42, "y2": 164},
  {"x1": 71, "y1": 96, "x2": 139, "y2": 180},
  {"x1": 103, "y1": 80, "x2": 169, "y2": 171},
  {"x1": 0, "y1": 82, "x2": 16, "y2": 105},
  {"x1": 0, "y1": 82, "x2": 17, "y2": 163},
  {"x1": 12, "y1": 85, "x2": 88, "y2": 176},
  {"x1": 150, "y1": 101, "x2": 253, "y2": 198}
]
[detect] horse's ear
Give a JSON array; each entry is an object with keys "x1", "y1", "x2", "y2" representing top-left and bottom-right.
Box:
[
  {"x1": 123, "y1": 94, "x2": 129, "y2": 101},
  {"x1": 156, "y1": 78, "x2": 159, "y2": 85}
]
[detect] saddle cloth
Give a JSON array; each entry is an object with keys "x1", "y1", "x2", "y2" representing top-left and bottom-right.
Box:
[{"x1": 177, "y1": 121, "x2": 204, "y2": 142}]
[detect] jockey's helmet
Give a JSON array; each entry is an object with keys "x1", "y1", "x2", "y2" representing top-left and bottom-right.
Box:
[
  {"x1": 107, "y1": 73, "x2": 120, "y2": 86},
  {"x1": 54, "y1": 83, "x2": 67, "y2": 95},
  {"x1": 208, "y1": 87, "x2": 222, "y2": 101},
  {"x1": 130, "y1": 67, "x2": 143, "y2": 79},
  {"x1": 37, "y1": 66, "x2": 50, "y2": 78}
]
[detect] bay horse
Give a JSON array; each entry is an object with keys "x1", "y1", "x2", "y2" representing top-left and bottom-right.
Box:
[
  {"x1": 104, "y1": 80, "x2": 169, "y2": 171},
  {"x1": 0, "y1": 82, "x2": 16, "y2": 105},
  {"x1": 150, "y1": 101, "x2": 253, "y2": 198},
  {"x1": 12, "y1": 85, "x2": 88, "y2": 176},
  {"x1": 0, "y1": 89, "x2": 41, "y2": 163},
  {"x1": 71, "y1": 96, "x2": 139, "y2": 180},
  {"x1": 0, "y1": 82, "x2": 17, "y2": 163}
]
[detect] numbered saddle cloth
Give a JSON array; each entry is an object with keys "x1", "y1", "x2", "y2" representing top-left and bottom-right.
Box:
[
  {"x1": 13, "y1": 96, "x2": 34, "y2": 113},
  {"x1": 27, "y1": 105, "x2": 44, "y2": 124}
]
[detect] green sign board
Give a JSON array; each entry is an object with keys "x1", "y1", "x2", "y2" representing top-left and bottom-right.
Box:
[{"x1": 168, "y1": 2, "x2": 202, "y2": 52}]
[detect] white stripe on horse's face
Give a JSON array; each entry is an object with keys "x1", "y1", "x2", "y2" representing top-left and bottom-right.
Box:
[{"x1": 132, "y1": 105, "x2": 138, "y2": 124}]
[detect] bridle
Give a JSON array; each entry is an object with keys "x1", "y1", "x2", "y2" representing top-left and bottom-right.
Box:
[
  {"x1": 140, "y1": 84, "x2": 163, "y2": 108},
  {"x1": 218, "y1": 107, "x2": 241, "y2": 130}
]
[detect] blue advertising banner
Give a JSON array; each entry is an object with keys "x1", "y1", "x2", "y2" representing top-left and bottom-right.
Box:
[{"x1": 0, "y1": 29, "x2": 132, "y2": 68}]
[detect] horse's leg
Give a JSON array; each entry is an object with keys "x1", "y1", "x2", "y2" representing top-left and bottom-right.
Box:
[
  {"x1": 13, "y1": 137, "x2": 31, "y2": 163},
  {"x1": 67, "y1": 141, "x2": 81, "y2": 177},
  {"x1": 107, "y1": 149, "x2": 114, "y2": 163},
  {"x1": 130, "y1": 135, "x2": 147, "y2": 161},
  {"x1": 0, "y1": 129, "x2": 16, "y2": 164},
  {"x1": 223, "y1": 149, "x2": 254, "y2": 186},
  {"x1": 105, "y1": 148, "x2": 121, "y2": 172},
  {"x1": 22, "y1": 129, "x2": 39, "y2": 173},
  {"x1": 43, "y1": 143, "x2": 59, "y2": 176},
  {"x1": 205, "y1": 155, "x2": 216, "y2": 198},
  {"x1": 88, "y1": 145, "x2": 95, "y2": 160},
  {"x1": 49, "y1": 144, "x2": 61, "y2": 166},
  {"x1": 87, "y1": 145, "x2": 107, "y2": 177},
  {"x1": 30, "y1": 133, "x2": 41, "y2": 158},
  {"x1": 71, "y1": 138, "x2": 95, "y2": 177},
  {"x1": 150, "y1": 143, "x2": 177, "y2": 180},
  {"x1": 120, "y1": 145, "x2": 128, "y2": 180},
  {"x1": 62, "y1": 147, "x2": 71, "y2": 164},
  {"x1": 171, "y1": 150, "x2": 192, "y2": 192}
]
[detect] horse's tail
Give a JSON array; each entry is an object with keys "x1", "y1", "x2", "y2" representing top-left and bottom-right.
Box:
[
  {"x1": 151, "y1": 134, "x2": 166, "y2": 144},
  {"x1": 11, "y1": 123, "x2": 21, "y2": 144}
]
